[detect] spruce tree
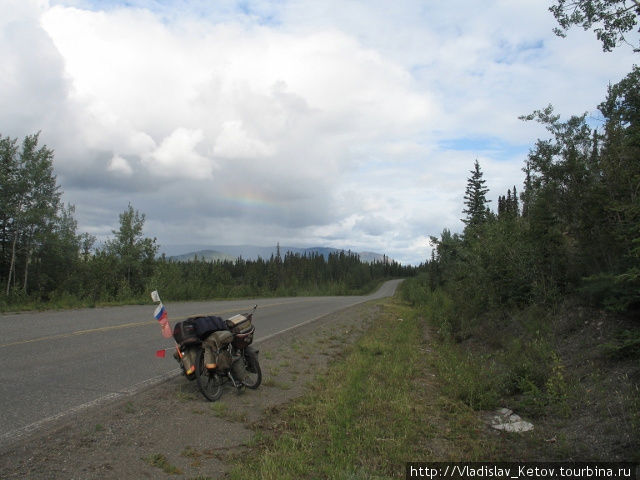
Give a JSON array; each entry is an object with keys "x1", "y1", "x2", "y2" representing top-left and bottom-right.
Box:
[{"x1": 461, "y1": 159, "x2": 491, "y2": 231}]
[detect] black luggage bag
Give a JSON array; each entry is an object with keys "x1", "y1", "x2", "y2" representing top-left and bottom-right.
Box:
[{"x1": 173, "y1": 316, "x2": 228, "y2": 347}]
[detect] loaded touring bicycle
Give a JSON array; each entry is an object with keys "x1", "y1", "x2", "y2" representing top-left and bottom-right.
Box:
[{"x1": 152, "y1": 292, "x2": 261, "y2": 401}]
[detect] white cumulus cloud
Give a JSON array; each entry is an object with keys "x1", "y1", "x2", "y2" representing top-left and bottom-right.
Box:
[
  {"x1": 0, "y1": 0, "x2": 636, "y2": 264},
  {"x1": 108, "y1": 154, "x2": 133, "y2": 175},
  {"x1": 143, "y1": 128, "x2": 215, "y2": 179}
]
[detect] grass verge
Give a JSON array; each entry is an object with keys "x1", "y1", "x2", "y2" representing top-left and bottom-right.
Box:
[
  {"x1": 226, "y1": 289, "x2": 638, "y2": 479},
  {"x1": 142, "y1": 453, "x2": 182, "y2": 475},
  {"x1": 399, "y1": 277, "x2": 640, "y2": 462},
  {"x1": 228, "y1": 299, "x2": 502, "y2": 480}
]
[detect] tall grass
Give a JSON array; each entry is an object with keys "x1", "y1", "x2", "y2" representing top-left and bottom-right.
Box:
[
  {"x1": 232, "y1": 304, "x2": 418, "y2": 479},
  {"x1": 398, "y1": 277, "x2": 569, "y2": 418},
  {"x1": 229, "y1": 299, "x2": 502, "y2": 479}
]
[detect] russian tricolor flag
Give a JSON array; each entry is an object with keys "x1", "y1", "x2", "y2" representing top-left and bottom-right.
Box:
[
  {"x1": 153, "y1": 303, "x2": 172, "y2": 338},
  {"x1": 154, "y1": 304, "x2": 168, "y2": 322}
]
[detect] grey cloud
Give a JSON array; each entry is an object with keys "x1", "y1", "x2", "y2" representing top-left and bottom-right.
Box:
[
  {"x1": 353, "y1": 215, "x2": 395, "y2": 237},
  {"x1": 0, "y1": 5, "x2": 74, "y2": 140},
  {"x1": 3, "y1": 1, "x2": 635, "y2": 267}
]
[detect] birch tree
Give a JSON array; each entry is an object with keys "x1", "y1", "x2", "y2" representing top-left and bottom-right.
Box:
[{"x1": 1, "y1": 133, "x2": 61, "y2": 295}]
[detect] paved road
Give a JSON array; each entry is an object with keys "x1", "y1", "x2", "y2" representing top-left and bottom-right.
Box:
[{"x1": 0, "y1": 279, "x2": 402, "y2": 446}]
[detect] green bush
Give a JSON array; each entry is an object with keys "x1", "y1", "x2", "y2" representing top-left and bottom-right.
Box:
[
  {"x1": 601, "y1": 329, "x2": 640, "y2": 359},
  {"x1": 431, "y1": 343, "x2": 501, "y2": 410},
  {"x1": 499, "y1": 336, "x2": 553, "y2": 395}
]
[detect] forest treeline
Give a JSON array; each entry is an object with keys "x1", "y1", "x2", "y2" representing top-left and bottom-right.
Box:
[
  {"x1": 399, "y1": 58, "x2": 639, "y2": 442},
  {"x1": 0, "y1": 136, "x2": 410, "y2": 310},
  {"x1": 404, "y1": 0, "x2": 640, "y2": 324},
  {"x1": 407, "y1": 65, "x2": 640, "y2": 318}
]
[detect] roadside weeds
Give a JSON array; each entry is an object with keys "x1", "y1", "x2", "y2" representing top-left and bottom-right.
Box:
[
  {"x1": 224, "y1": 297, "x2": 639, "y2": 479},
  {"x1": 227, "y1": 299, "x2": 506, "y2": 479},
  {"x1": 2, "y1": 295, "x2": 635, "y2": 480}
]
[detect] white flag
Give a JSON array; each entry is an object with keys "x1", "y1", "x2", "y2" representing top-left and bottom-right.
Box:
[{"x1": 151, "y1": 290, "x2": 160, "y2": 303}]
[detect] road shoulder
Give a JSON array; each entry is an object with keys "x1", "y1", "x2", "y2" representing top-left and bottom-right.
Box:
[{"x1": 0, "y1": 301, "x2": 383, "y2": 480}]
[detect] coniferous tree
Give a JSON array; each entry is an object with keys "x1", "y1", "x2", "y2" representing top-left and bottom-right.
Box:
[
  {"x1": 461, "y1": 159, "x2": 491, "y2": 231},
  {"x1": 498, "y1": 195, "x2": 506, "y2": 216},
  {"x1": 521, "y1": 162, "x2": 533, "y2": 218},
  {"x1": 586, "y1": 65, "x2": 640, "y2": 310}
]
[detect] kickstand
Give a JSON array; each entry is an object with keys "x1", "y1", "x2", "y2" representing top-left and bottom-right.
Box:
[{"x1": 227, "y1": 371, "x2": 245, "y2": 392}]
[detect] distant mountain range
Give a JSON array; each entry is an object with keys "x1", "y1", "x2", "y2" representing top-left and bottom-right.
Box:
[{"x1": 160, "y1": 245, "x2": 392, "y2": 264}]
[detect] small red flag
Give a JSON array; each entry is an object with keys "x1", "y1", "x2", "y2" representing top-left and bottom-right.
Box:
[{"x1": 155, "y1": 349, "x2": 166, "y2": 358}]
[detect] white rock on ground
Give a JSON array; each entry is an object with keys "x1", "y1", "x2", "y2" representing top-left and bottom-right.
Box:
[{"x1": 490, "y1": 408, "x2": 534, "y2": 433}]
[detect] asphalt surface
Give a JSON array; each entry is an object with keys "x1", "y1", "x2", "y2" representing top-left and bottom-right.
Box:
[{"x1": 0, "y1": 279, "x2": 402, "y2": 447}]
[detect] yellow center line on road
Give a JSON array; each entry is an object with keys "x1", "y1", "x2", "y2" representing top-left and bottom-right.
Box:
[
  {"x1": 0, "y1": 298, "x2": 316, "y2": 349},
  {"x1": 72, "y1": 320, "x2": 155, "y2": 335},
  {"x1": 0, "y1": 321, "x2": 156, "y2": 349}
]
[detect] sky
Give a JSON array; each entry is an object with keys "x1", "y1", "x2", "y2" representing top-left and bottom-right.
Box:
[{"x1": 1, "y1": 0, "x2": 637, "y2": 265}]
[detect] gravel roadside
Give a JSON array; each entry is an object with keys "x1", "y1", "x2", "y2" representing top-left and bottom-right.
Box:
[{"x1": 0, "y1": 300, "x2": 383, "y2": 480}]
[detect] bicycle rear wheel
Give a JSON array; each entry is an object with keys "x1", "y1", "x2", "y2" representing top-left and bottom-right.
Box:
[{"x1": 195, "y1": 347, "x2": 224, "y2": 401}]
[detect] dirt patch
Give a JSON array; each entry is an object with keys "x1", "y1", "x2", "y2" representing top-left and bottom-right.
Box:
[
  {"x1": 534, "y1": 305, "x2": 640, "y2": 461},
  {"x1": 0, "y1": 301, "x2": 382, "y2": 480},
  {"x1": 480, "y1": 304, "x2": 640, "y2": 462}
]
